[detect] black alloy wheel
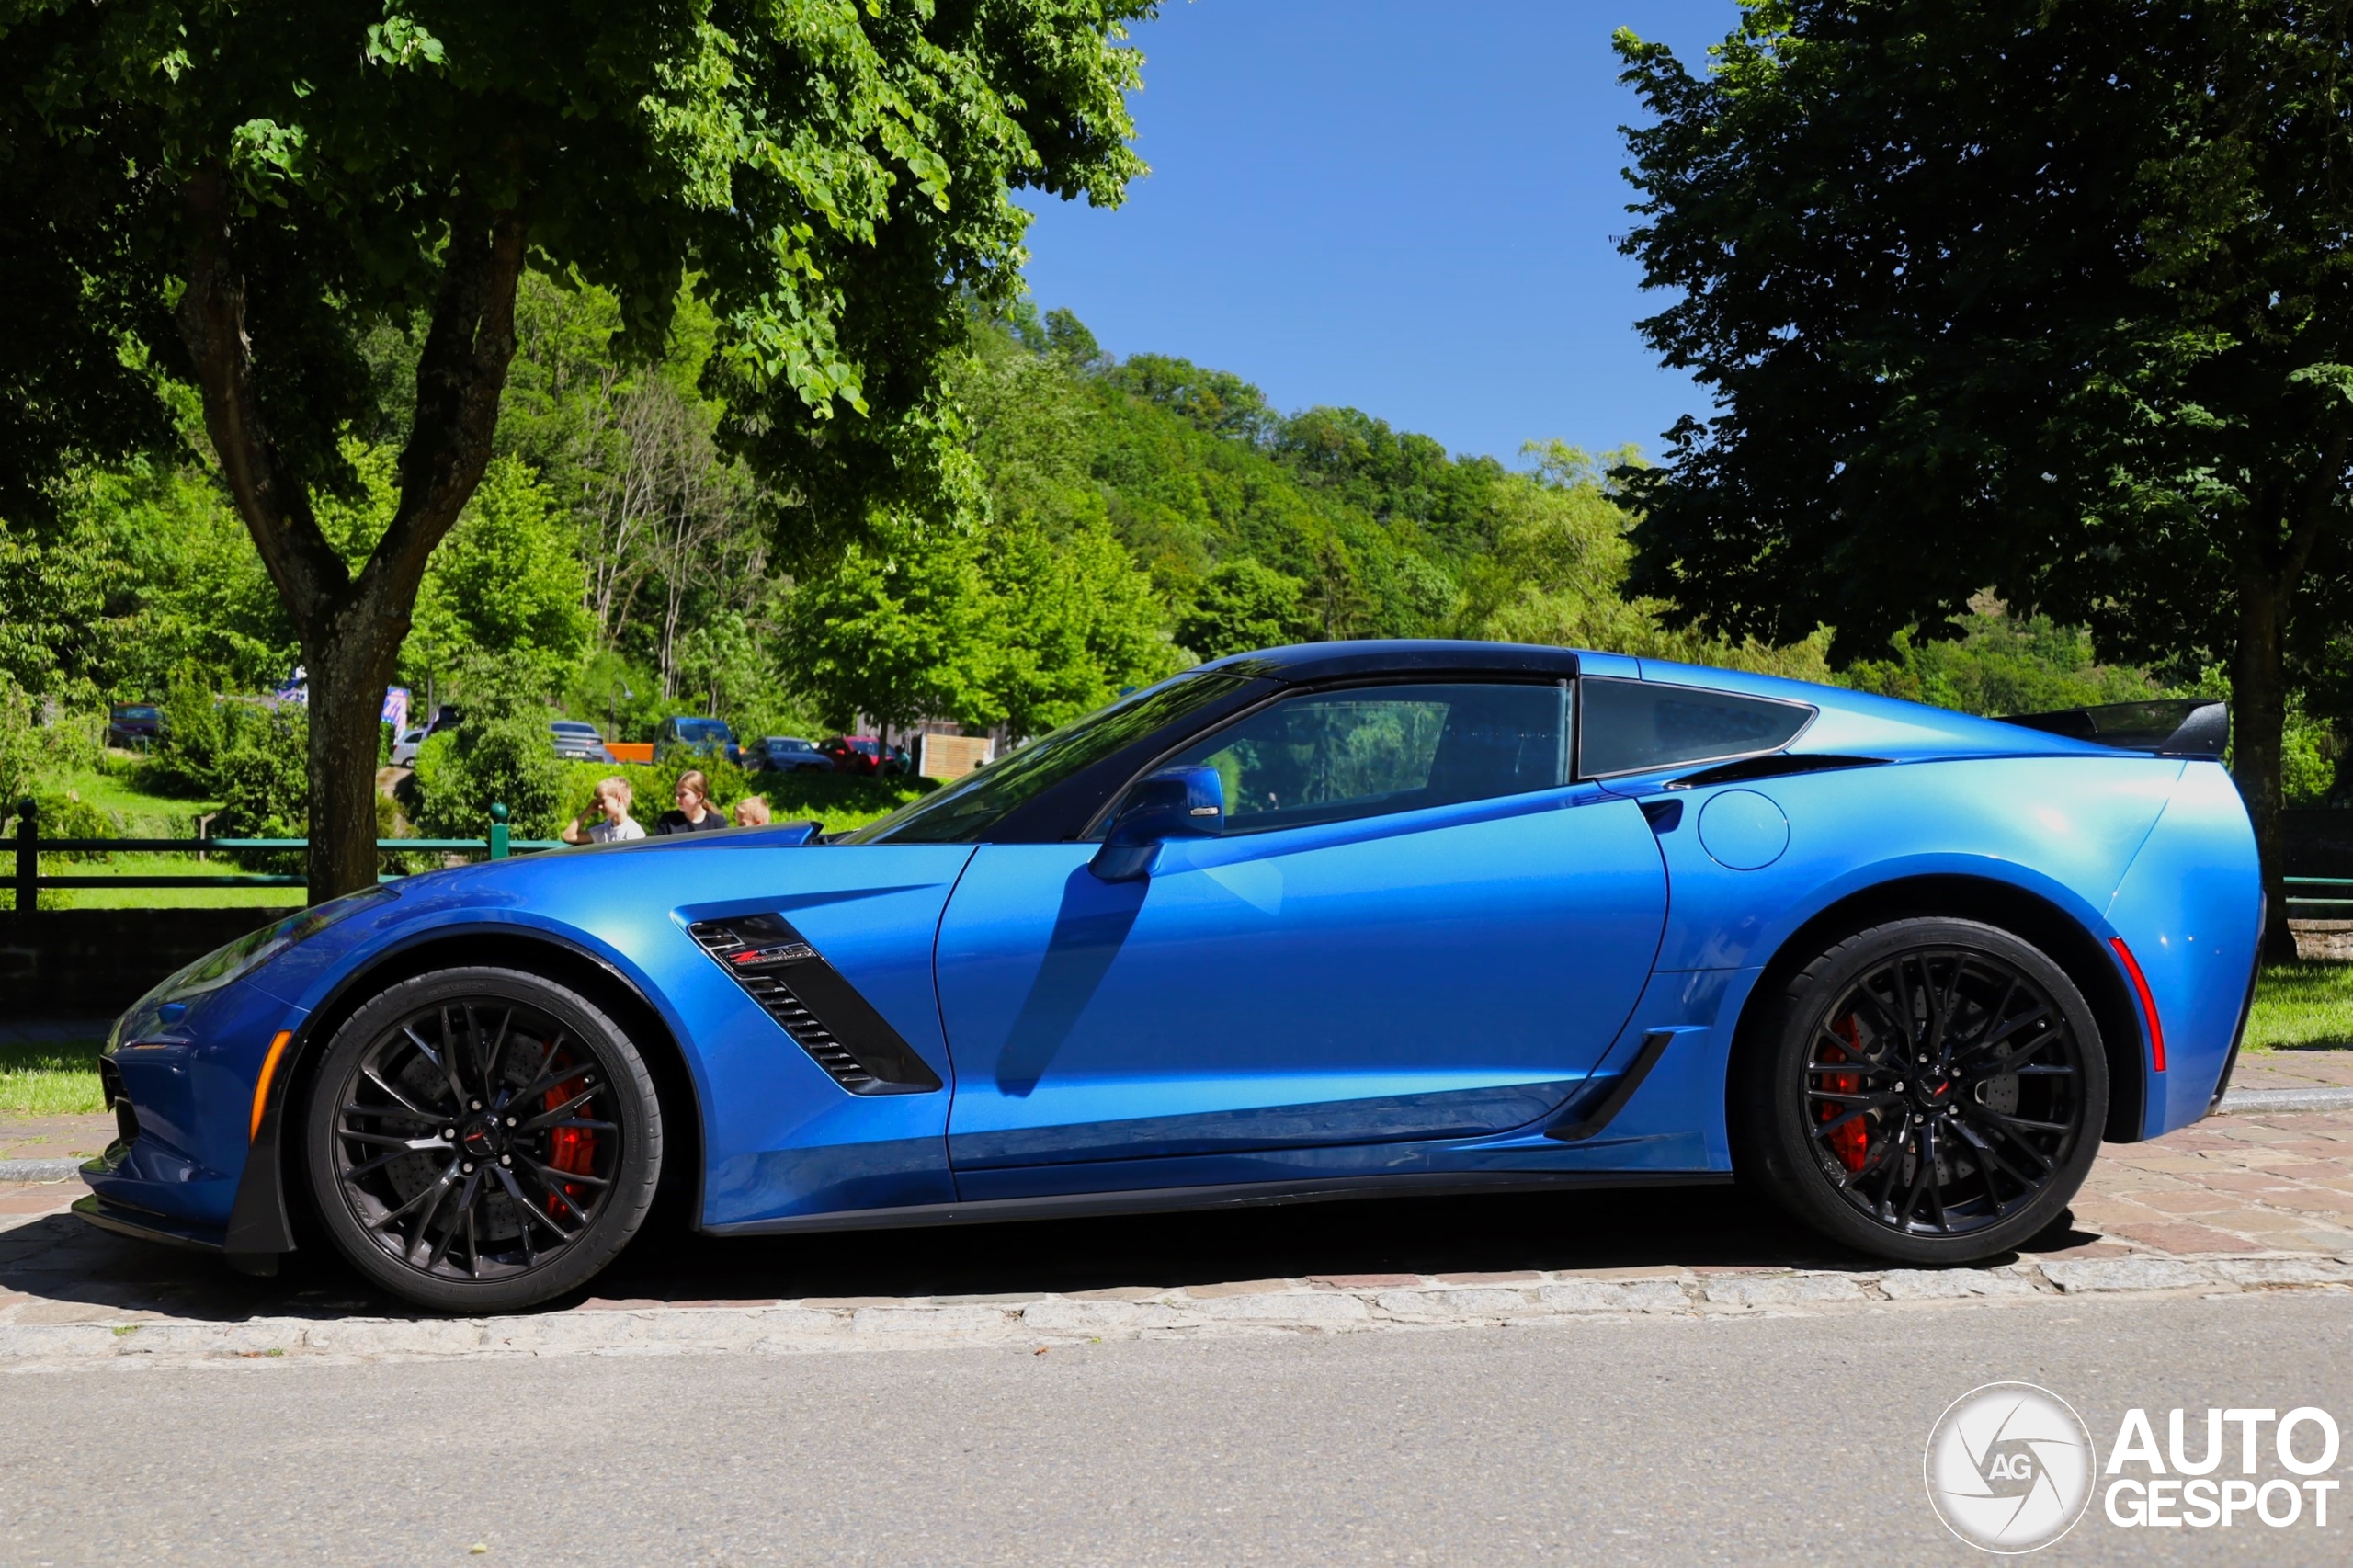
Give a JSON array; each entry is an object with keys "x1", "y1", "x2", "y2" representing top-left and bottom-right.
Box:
[
  {"x1": 1733, "y1": 917, "x2": 2109, "y2": 1265},
  {"x1": 305, "y1": 967, "x2": 661, "y2": 1312}
]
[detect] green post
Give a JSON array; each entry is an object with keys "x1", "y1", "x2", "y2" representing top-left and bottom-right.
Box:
[{"x1": 489, "y1": 801, "x2": 510, "y2": 860}]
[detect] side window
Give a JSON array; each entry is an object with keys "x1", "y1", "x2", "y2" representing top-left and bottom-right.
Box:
[
  {"x1": 1165, "y1": 682, "x2": 1570, "y2": 834},
  {"x1": 1577, "y1": 677, "x2": 1813, "y2": 778}
]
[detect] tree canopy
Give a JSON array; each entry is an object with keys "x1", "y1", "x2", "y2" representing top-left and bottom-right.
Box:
[
  {"x1": 1616, "y1": 0, "x2": 2353, "y2": 946},
  {"x1": 0, "y1": 0, "x2": 1154, "y2": 896}
]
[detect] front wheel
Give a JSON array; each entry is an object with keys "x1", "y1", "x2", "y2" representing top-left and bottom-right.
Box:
[
  {"x1": 303, "y1": 967, "x2": 661, "y2": 1312},
  {"x1": 1732, "y1": 918, "x2": 2109, "y2": 1265}
]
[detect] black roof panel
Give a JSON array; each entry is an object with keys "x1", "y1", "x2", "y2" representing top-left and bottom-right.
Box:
[{"x1": 1197, "y1": 639, "x2": 1582, "y2": 684}]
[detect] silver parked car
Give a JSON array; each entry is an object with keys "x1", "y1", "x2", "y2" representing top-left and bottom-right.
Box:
[{"x1": 550, "y1": 721, "x2": 618, "y2": 764}]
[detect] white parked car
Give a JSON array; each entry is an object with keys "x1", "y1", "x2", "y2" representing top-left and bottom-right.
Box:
[{"x1": 389, "y1": 726, "x2": 426, "y2": 767}]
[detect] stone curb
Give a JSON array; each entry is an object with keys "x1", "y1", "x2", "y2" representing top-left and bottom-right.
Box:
[
  {"x1": 6, "y1": 1255, "x2": 2349, "y2": 1369},
  {"x1": 0, "y1": 1160, "x2": 85, "y2": 1183},
  {"x1": 2218, "y1": 1087, "x2": 2353, "y2": 1116}
]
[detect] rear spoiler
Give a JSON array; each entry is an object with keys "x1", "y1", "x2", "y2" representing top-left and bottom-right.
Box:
[{"x1": 1997, "y1": 699, "x2": 2228, "y2": 758}]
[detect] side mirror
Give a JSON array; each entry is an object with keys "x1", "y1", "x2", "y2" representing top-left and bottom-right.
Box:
[{"x1": 1089, "y1": 766, "x2": 1225, "y2": 882}]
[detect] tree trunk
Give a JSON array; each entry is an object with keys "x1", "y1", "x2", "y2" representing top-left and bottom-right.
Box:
[
  {"x1": 304, "y1": 608, "x2": 406, "y2": 902},
  {"x1": 175, "y1": 175, "x2": 529, "y2": 903},
  {"x1": 2230, "y1": 570, "x2": 2299, "y2": 963}
]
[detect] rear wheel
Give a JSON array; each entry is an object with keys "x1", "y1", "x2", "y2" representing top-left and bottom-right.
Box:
[
  {"x1": 1733, "y1": 918, "x2": 2107, "y2": 1264},
  {"x1": 304, "y1": 967, "x2": 661, "y2": 1312}
]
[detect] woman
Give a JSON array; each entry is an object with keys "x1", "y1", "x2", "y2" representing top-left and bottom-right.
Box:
[
  {"x1": 732, "y1": 795, "x2": 771, "y2": 827},
  {"x1": 561, "y1": 777, "x2": 646, "y2": 845},
  {"x1": 656, "y1": 769, "x2": 728, "y2": 835}
]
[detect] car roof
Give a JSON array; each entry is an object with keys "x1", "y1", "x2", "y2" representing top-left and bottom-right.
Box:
[
  {"x1": 550, "y1": 721, "x2": 597, "y2": 731},
  {"x1": 1184, "y1": 640, "x2": 2123, "y2": 765},
  {"x1": 1196, "y1": 639, "x2": 1583, "y2": 684}
]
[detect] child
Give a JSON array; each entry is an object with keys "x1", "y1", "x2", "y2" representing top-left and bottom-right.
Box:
[
  {"x1": 732, "y1": 795, "x2": 772, "y2": 827},
  {"x1": 562, "y1": 777, "x2": 647, "y2": 844}
]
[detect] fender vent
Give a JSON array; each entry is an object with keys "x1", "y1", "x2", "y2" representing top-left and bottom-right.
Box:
[{"x1": 688, "y1": 915, "x2": 942, "y2": 1095}]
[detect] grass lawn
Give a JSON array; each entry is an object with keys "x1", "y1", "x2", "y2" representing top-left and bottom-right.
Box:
[
  {"x1": 0, "y1": 1038, "x2": 108, "y2": 1119},
  {"x1": 2244, "y1": 960, "x2": 2353, "y2": 1052},
  {"x1": 40, "y1": 851, "x2": 305, "y2": 909},
  {"x1": 26, "y1": 761, "x2": 220, "y2": 830}
]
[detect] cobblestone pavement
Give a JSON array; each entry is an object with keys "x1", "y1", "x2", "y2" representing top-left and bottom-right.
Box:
[
  {"x1": 0, "y1": 1113, "x2": 113, "y2": 1166},
  {"x1": 1, "y1": 1099, "x2": 2349, "y2": 1368},
  {"x1": 2234, "y1": 1048, "x2": 2353, "y2": 1091}
]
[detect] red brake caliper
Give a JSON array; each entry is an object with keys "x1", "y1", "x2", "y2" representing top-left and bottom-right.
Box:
[
  {"x1": 1818, "y1": 1014, "x2": 1870, "y2": 1174},
  {"x1": 543, "y1": 1056, "x2": 598, "y2": 1215}
]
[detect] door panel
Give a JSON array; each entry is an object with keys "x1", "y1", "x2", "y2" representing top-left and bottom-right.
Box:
[{"x1": 936, "y1": 789, "x2": 1667, "y2": 1170}]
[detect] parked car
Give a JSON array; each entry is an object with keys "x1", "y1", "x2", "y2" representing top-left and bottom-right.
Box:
[
  {"x1": 107, "y1": 703, "x2": 166, "y2": 750},
  {"x1": 822, "y1": 734, "x2": 887, "y2": 775},
  {"x1": 389, "y1": 726, "x2": 426, "y2": 767},
  {"x1": 79, "y1": 642, "x2": 2262, "y2": 1312},
  {"x1": 748, "y1": 736, "x2": 832, "y2": 774},
  {"x1": 550, "y1": 721, "x2": 618, "y2": 765},
  {"x1": 654, "y1": 715, "x2": 740, "y2": 767}
]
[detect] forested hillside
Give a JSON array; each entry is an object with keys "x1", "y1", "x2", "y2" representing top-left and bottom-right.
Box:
[{"x1": 3, "y1": 280, "x2": 2340, "y2": 834}]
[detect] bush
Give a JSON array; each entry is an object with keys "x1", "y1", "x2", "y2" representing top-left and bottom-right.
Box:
[
  {"x1": 209, "y1": 707, "x2": 307, "y2": 834},
  {"x1": 409, "y1": 657, "x2": 564, "y2": 839},
  {"x1": 25, "y1": 790, "x2": 116, "y2": 860}
]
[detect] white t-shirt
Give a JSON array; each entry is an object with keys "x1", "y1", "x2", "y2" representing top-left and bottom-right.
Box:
[{"x1": 585, "y1": 814, "x2": 646, "y2": 843}]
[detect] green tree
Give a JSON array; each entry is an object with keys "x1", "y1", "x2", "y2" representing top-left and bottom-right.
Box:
[
  {"x1": 1175, "y1": 559, "x2": 1314, "y2": 659},
  {"x1": 1616, "y1": 1, "x2": 2353, "y2": 949},
  {"x1": 675, "y1": 611, "x2": 772, "y2": 723},
  {"x1": 3, "y1": 0, "x2": 1153, "y2": 900},
  {"x1": 979, "y1": 511, "x2": 1177, "y2": 736},
  {"x1": 406, "y1": 457, "x2": 592, "y2": 698},
  {"x1": 779, "y1": 516, "x2": 995, "y2": 735}
]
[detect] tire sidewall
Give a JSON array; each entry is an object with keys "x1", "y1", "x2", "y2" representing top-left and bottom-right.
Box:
[
  {"x1": 303, "y1": 966, "x2": 662, "y2": 1312},
  {"x1": 1740, "y1": 917, "x2": 2109, "y2": 1264}
]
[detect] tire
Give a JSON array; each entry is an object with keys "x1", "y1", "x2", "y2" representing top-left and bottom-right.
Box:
[
  {"x1": 1731, "y1": 917, "x2": 2109, "y2": 1265},
  {"x1": 303, "y1": 966, "x2": 662, "y2": 1312}
]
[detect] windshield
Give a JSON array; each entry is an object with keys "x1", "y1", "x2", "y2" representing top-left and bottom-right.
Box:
[
  {"x1": 846, "y1": 673, "x2": 1248, "y2": 844},
  {"x1": 676, "y1": 720, "x2": 726, "y2": 739}
]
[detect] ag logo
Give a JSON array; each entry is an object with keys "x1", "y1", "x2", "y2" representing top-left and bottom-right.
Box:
[{"x1": 1925, "y1": 1382, "x2": 2097, "y2": 1553}]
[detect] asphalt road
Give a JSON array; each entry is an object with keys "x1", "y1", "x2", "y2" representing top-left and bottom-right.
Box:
[{"x1": 3, "y1": 1289, "x2": 2347, "y2": 1566}]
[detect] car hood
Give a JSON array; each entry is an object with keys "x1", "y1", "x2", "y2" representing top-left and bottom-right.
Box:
[{"x1": 199, "y1": 822, "x2": 847, "y2": 1015}]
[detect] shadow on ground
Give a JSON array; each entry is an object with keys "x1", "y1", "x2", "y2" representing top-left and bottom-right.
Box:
[{"x1": 0, "y1": 1180, "x2": 2095, "y2": 1324}]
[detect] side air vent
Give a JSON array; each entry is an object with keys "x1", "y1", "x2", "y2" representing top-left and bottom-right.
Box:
[{"x1": 687, "y1": 915, "x2": 943, "y2": 1095}]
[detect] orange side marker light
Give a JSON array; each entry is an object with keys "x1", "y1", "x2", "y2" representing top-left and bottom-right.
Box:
[
  {"x1": 2108, "y1": 938, "x2": 2166, "y2": 1074},
  {"x1": 251, "y1": 1030, "x2": 293, "y2": 1142}
]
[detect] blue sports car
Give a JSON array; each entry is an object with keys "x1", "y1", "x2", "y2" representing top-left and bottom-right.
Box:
[{"x1": 80, "y1": 642, "x2": 2261, "y2": 1312}]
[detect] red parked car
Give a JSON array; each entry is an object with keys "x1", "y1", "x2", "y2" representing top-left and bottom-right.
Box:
[{"x1": 822, "y1": 735, "x2": 887, "y2": 775}]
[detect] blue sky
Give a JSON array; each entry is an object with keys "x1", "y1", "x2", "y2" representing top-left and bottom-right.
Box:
[{"x1": 1017, "y1": 0, "x2": 1745, "y2": 466}]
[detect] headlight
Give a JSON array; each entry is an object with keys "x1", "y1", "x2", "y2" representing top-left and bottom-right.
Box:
[{"x1": 146, "y1": 885, "x2": 399, "y2": 1004}]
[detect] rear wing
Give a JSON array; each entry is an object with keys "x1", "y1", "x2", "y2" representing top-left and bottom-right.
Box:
[{"x1": 1997, "y1": 699, "x2": 2228, "y2": 758}]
